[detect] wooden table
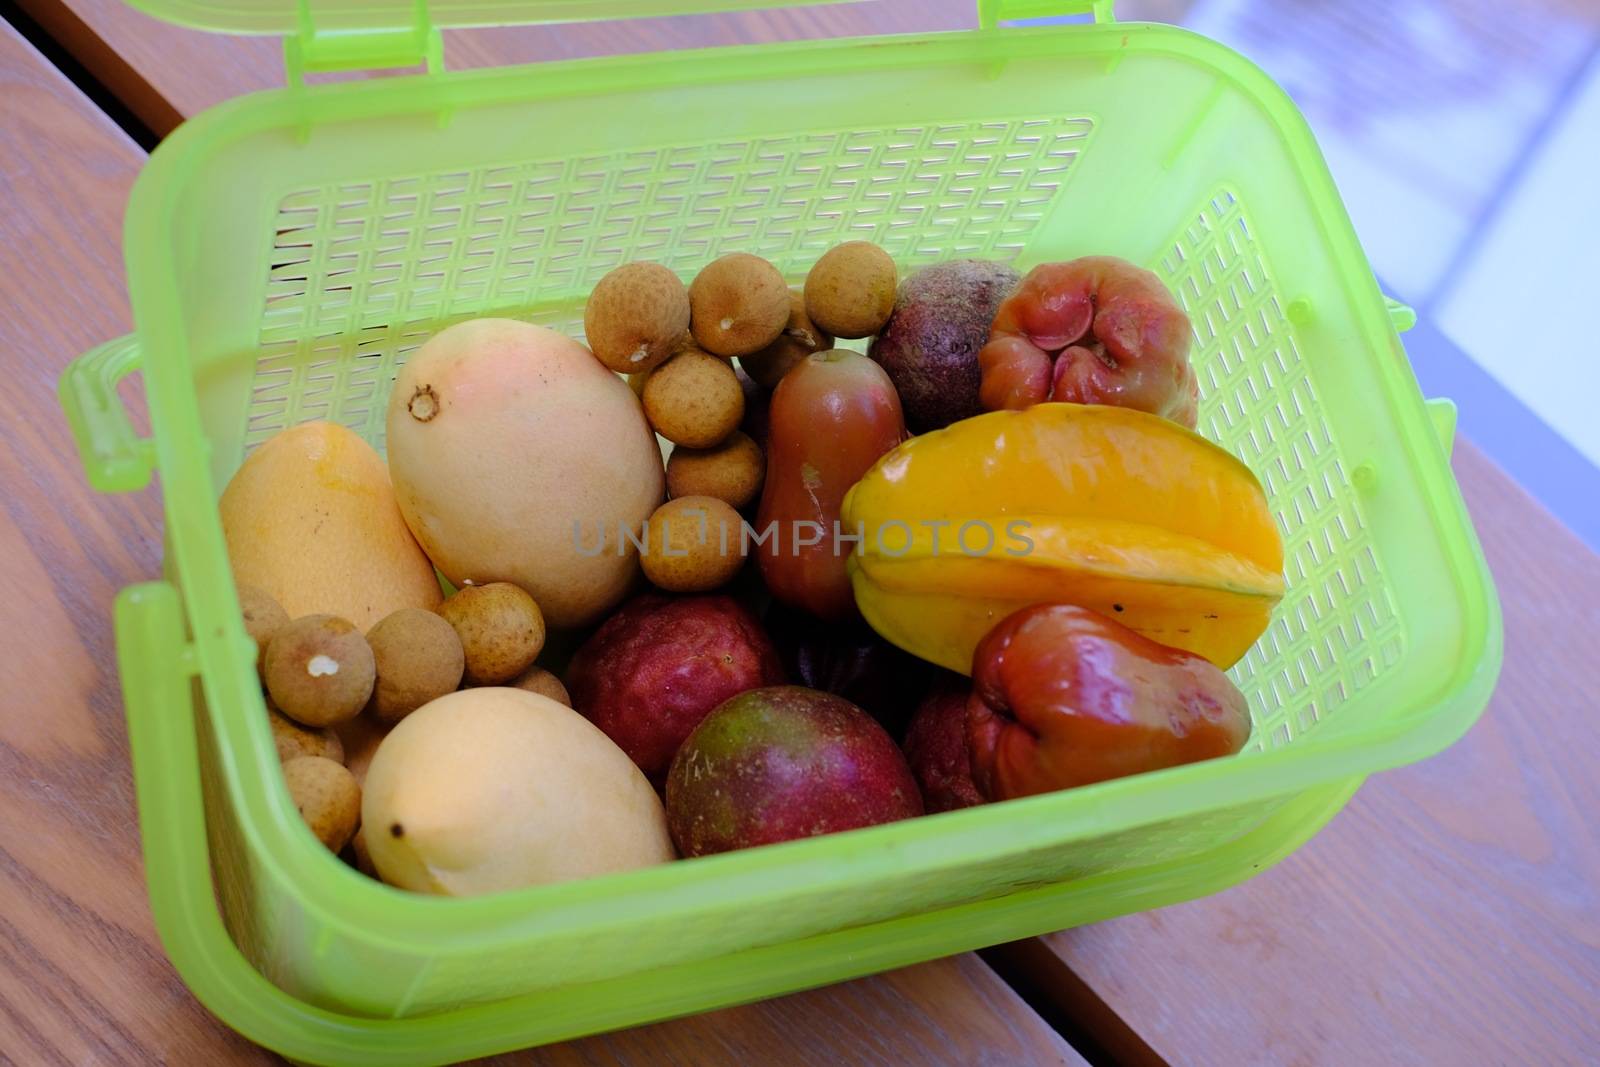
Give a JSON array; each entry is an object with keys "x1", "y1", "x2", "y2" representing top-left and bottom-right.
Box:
[
  {"x1": 1008, "y1": 444, "x2": 1600, "y2": 1065},
  {"x1": 4, "y1": 2, "x2": 1598, "y2": 1063}
]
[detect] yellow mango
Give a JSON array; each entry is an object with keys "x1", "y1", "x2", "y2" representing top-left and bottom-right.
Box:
[
  {"x1": 841, "y1": 403, "x2": 1284, "y2": 673},
  {"x1": 222, "y1": 421, "x2": 443, "y2": 631}
]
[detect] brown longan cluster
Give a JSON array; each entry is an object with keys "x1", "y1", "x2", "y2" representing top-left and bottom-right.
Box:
[
  {"x1": 741, "y1": 289, "x2": 833, "y2": 389},
  {"x1": 582, "y1": 242, "x2": 897, "y2": 597},
  {"x1": 239, "y1": 577, "x2": 555, "y2": 870}
]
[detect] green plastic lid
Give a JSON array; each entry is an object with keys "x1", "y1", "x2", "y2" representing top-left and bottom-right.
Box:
[{"x1": 127, "y1": 0, "x2": 866, "y2": 37}]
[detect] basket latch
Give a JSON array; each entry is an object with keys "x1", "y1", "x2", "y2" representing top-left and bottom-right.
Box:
[
  {"x1": 285, "y1": 0, "x2": 443, "y2": 85},
  {"x1": 978, "y1": 0, "x2": 1116, "y2": 28}
]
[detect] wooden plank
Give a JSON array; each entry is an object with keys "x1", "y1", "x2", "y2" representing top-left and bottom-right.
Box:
[
  {"x1": 10, "y1": 0, "x2": 979, "y2": 137},
  {"x1": 1014, "y1": 444, "x2": 1600, "y2": 1065},
  {"x1": 0, "y1": 18, "x2": 1084, "y2": 1065},
  {"x1": 0, "y1": 20, "x2": 253, "y2": 1067},
  {"x1": 508, "y1": 956, "x2": 1087, "y2": 1066}
]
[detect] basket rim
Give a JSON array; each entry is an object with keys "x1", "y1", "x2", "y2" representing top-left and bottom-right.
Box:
[
  {"x1": 120, "y1": 21, "x2": 1502, "y2": 960},
  {"x1": 134, "y1": 646, "x2": 1359, "y2": 1066}
]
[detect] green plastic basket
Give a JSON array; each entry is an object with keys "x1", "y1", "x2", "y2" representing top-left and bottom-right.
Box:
[{"x1": 58, "y1": 1, "x2": 1501, "y2": 1062}]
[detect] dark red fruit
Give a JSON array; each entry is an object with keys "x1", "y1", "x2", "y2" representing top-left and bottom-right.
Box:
[
  {"x1": 666, "y1": 685, "x2": 922, "y2": 857},
  {"x1": 763, "y1": 601, "x2": 932, "y2": 737},
  {"x1": 756, "y1": 350, "x2": 905, "y2": 623},
  {"x1": 566, "y1": 594, "x2": 784, "y2": 785},
  {"x1": 967, "y1": 604, "x2": 1251, "y2": 800},
  {"x1": 903, "y1": 675, "x2": 984, "y2": 813},
  {"x1": 868, "y1": 259, "x2": 1020, "y2": 432},
  {"x1": 978, "y1": 257, "x2": 1197, "y2": 427}
]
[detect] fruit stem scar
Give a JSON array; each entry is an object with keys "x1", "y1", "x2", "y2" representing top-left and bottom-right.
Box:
[
  {"x1": 390, "y1": 823, "x2": 404, "y2": 838},
  {"x1": 408, "y1": 385, "x2": 440, "y2": 421},
  {"x1": 719, "y1": 317, "x2": 734, "y2": 331},
  {"x1": 307, "y1": 654, "x2": 340, "y2": 677}
]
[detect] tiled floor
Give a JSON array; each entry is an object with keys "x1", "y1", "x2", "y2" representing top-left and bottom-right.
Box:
[{"x1": 1122, "y1": 0, "x2": 1600, "y2": 547}]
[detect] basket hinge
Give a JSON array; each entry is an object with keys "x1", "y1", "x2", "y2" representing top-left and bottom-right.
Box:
[
  {"x1": 977, "y1": 0, "x2": 1116, "y2": 28},
  {"x1": 285, "y1": 0, "x2": 443, "y2": 85}
]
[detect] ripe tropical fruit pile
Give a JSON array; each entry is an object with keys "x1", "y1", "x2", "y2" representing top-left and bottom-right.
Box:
[{"x1": 221, "y1": 242, "x2": 1282, "y2": 897}]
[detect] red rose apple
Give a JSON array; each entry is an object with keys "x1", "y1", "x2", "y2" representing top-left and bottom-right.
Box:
[
  {"x1": 977, "y1": 256, "x2": 1198, "y2": 427},
  {"x1": 967, "y1": 604, "x2": 1250, "y2": 800}
]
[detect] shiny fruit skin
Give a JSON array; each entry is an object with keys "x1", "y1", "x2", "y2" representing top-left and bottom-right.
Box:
[
  {"x1": 222, "y1": 422, "x2": 441, "y2": 631},
  {"x1": 978, "y1": 257, "x2": 1197, "y2": 427},
  {"x1": 755, "y1": 351, "x2": 906, "y2": 623},
  {"x1": 566, "y1": 594, "x2": 784, "y2": 785},
  {"x1": 842, "y1": 403, "x2": 1284, "y2": 673},
  {"x1": 903, "y1": 676, "x2": 983, "y2": 813},
  {"x1": 666, "y1": 686, "x2": 922, "y2": 857},
  {"x1": 362, "y1": 688, "x2": 672, "y2": 896},
  {"x1": 966, "y1": 604, "x2": 1251, "y2": 800},
  {"x1": 386, "y1": 319, "x2": 663, "y2": 630}
]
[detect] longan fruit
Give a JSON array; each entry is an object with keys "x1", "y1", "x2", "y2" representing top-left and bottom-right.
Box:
[
  {"x1": 239, "y1": 584, "x2": 288, "y2": 680},
  {"x1": 642, "y1": 346, "x2": 744, "y2": 448},
  {"x1": 438, "y1": 582, "x2": 545, "y2": 685},
  {"x1": 584, "y1": 262, "x2": 691, "y2": 373},
  {"x1": 736, "y1": 365, "x2": 770, "y2": 450},
  {"x1": 666, "y1": 431, "x2": 765, "y2": 510},
  {"x1": 332, "y1": 715, "x2": 385, "y2": 876},
  {"x1": 740, "y1": 289, "x2": 833, "y2": 388},
  {"x1": 689, "y1": 253, "x2": 790, "y2": 357},
  {"x1": 334, "y1": 714, "x2": 386, "y2": 786},
  {"x1": 265, "y1": 615, "x2": 376, "y2": 727},
  {"x1": 349, "y1": 831, "x2": 378, "y2": 878},
  {"x1": 367, "y1": 608, "x2": 465, "y2": 723},
  {"x1": 269, "y1": 702, "x2": 344, "y2": 764},
  {"x1": 283, "y1": 756, "x2": 361, "y2": 852},
  {"x1": 508, "y1": 665, "x2": 572, "y2": 707},
  {"x1": 805, "y1": 241, "x2": 896, "y2": 338},
  {"x1": 641, "y1": 496, "x2": 747, "y2": 592}
]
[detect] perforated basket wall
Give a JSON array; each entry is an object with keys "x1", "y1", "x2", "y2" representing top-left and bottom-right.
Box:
[
  {"x1": 247, "y1": 116, "x2": 1093, "y2": 450},
  {"x1": 242, "y1": 124, "x2": 1400, "y2": 758}
]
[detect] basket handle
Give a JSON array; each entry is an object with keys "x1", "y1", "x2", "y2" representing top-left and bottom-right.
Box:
[
  {"x1": 58, "y1": 334, "x2": 157, "y2": 493},
  {"x1": 116, "y1": 588, "x2": 416, "y2": 1062},
  {"x1": 115, "y1": 582, "x2": 335, "y2": 1053},
  {"x1": 1381, "y1": 295, "x2": 1458, "y2": 455},
  {"x1": 1425, "y1": 398, "x2": 1457, "y2": 455},
  {"x1": 978, "y1": 0, "x2": 1115, "y2": 27},
  {"x1": 115, "y1": 580, "x2": 529, "y2": 1065},
  {"x1": 1385, "y1": 295, "x2": 1418, "y2": 333}
]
